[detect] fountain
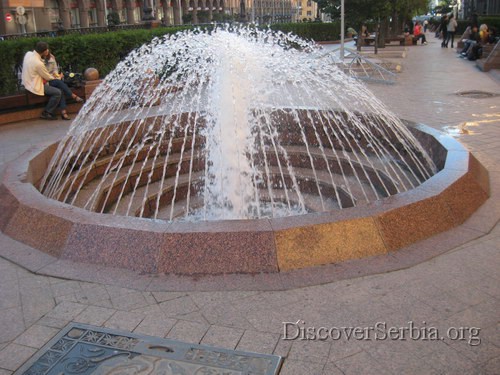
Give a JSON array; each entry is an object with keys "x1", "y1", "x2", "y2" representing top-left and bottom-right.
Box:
[{"x1": 0, "y1": 26, "x2": 489, "y2": 276}]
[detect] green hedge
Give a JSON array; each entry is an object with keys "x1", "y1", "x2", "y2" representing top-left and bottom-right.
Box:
[
  {"x1": 0, "y1": 26, "x2": 190, "y2": 96},
  {"x1": 0, "y1": 22, "x2": 343, "y2": 96},
  {"x1": 270, "y1": 22, "x2": 341, "y2": 42}
]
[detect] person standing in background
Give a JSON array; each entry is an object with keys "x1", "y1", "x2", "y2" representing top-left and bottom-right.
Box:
[
  {"x1": 440, "y1": 14, "x2": 449, "y2": 47},
  {"x1": 445, "y1": 14, "x2": 458, "y2": 48}
]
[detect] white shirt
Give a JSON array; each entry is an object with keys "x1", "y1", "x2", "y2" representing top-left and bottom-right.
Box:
[
  {"x1": 447, "y1": 19, "x2": 458, "y2": 32},
  {"x1": 21, "y1": 50, "x2": 55, "y2": 96}
]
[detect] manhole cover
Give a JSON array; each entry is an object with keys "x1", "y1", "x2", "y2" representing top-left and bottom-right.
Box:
[
  {"x1": 456, "y1": 90, "x2": 499, "y2": 99},
  {"x1": 14, "y1": 323, "x2": 282, "y2": 375}
]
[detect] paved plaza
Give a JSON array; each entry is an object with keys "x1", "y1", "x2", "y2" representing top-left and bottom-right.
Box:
[{"x1": 0, "y1": 33, "x2": 499, "y2": 374}]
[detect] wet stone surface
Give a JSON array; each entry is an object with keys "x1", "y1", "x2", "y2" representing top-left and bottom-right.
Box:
[{"x1": 455, "y1": 90, "x2": 499, "y2": 99}]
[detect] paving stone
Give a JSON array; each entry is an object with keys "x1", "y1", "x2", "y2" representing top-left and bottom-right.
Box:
[
  {"x1": 158, "y1": 296, "x2": 199, "y2": 317},
  {"x1": 481, "y1": 356, "x2": 500, "y2": 375},
  {"x1": 327, "y1": 338, "x2": 363, "y2": 362},
  {"x1": 13, "y1": 324, "x2": 59, "y2": 349},
  {"x1": 166, "y1": 320, "x2": 209, "y2": 344},
  {"x1": 447, "y1": 337, "x2": 500, "y2": 365},
  {"x1": 0, "y1": 343, "x2": 37, "y2": 371},
  {"x1": 45, "y1": 301, "x2": 87, "y2": 321},
  {"x1": 50, "y1": 280, "x2": 82, "y2": 297},
  {"x1": 104, "y1": 285, "x2": 137, "y2": 298},
  {"x1": 111, "y1": 291, "x2": 150, "y2": 311},
  {"x1": 170, "y1": 311, "x2": 210, "y2": 325},
  {"x1": 133, "y1": 315, "x2": 177, "y2": 337},
  {"x1": 0, "y1": 369, "x2": 13, "y2": 375},
  {"x1": 200, "y1": 303, "x2": 255, "y2": 329},
  {"x1": 288, "y1": 339, "x2": 331, "y2": 364},
  {"x1": 35, "y1": 316, "x2": 70, "y2": 329},
  {"x1": 236, "y1": 330, "x2": 280, "y2": 355},
  {"x1": 321, "y1": 362, "x2": 345, "y2": 375},
  {"x1": 0, "y1": 308, "x2": 24, "y2": 344},
  {"x1": 273, "y1": 338, "x2": 292, "y2": 358},
  {"x1": 200, "y1": 325, "x2": 244, "y2": 350},
  {"x1": 422, "y1": 291, "x2": 469, "y2": 319},
  {"x1": 333, "y1": 350, "x2": 393, "y2": 375},
  {"x1": 151, "y1": 291, "x2": 187, "y2": 303},
  {"x1": 0, "y1": 280, "x2": 20, "y2": 310},
  {"x1": 277, "y1": 359, "x2": 324, "y2": 375},
  {"x1": 103, "y1": 310, "x2": 144, "y2": 332},
  {"x1": 74, "y1": 305, "x2": 116, "y2": 326},
  {"x1": 421, "y1": 341, "x2": 477, "y2": 373}
]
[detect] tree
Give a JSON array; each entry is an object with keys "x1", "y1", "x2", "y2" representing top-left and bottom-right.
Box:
[
  {"x1": 313, "y1": 0, "x2": 429, "y2": 35},
  {"x1": 106, "y1": 12, "x2": 121, "y2": 26}
]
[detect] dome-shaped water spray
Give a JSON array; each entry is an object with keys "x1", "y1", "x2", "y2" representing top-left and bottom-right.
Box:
[{"x1": 40, "y1": 26, "x2": 437, "y2": 222}]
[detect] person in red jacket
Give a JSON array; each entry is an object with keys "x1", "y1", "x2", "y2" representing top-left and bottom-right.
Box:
[{"x1": 413, "y1": 22, "x2": 428, "y2": 45}]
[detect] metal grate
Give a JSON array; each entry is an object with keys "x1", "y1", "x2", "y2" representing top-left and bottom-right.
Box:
[{"x1": 14, "y1": 323, "x2": 283, "y2": 375}]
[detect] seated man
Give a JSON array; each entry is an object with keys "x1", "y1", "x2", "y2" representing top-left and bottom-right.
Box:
[
  {"x1": 459, "y1": 25, "x2": 481, "y2": 59},
  {"x1": 413, "y1": 22, "x2": 428, "y2": 45},
  {"x1": 21, "y1": 41, "x2": 61, "y2": 120}
]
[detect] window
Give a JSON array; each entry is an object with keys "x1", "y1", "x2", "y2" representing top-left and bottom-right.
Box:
[
  {"x1": 48, "y1": 0, "x2": 59, "y2": 23},
  {"x1": 307, "y1": 10, "x2": 311, "y2": 16}
]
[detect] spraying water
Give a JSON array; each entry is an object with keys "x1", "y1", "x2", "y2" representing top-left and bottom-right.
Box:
[{"x1": 40, "y1": 25, "x2": 437, "y2": 222}]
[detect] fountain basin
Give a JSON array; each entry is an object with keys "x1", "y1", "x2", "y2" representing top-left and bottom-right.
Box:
[{"x1": 0, "y1": 122, "x2": 489, "y2": 275}]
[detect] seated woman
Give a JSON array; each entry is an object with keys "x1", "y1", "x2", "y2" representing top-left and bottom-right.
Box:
[
  {"x1": 44, "y1": 52, "x2": 84, "y2": 120},
  {"x1": 413, "y1": 22, "x2": 427, "y2": 45}
]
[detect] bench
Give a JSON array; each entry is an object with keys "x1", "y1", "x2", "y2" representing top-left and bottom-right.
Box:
[
  {"x1": 384, "y1": 35, "x2": 406, "y2": 45},
  {"x1": 0, "y1": 86, "x2": 85, "y2": 112},
  {"x1": 476, "y1": 40, "x2": 500, "y2": 72},
  {"x1": 0, "y1": 80, "x2": 101, "y2": 125}
]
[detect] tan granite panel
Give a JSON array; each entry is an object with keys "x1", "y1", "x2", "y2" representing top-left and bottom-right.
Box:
[
  {"x1": 439, "y1": 172, "x2": 489, "y2": 225},
  {"x1": 4, "y1": 205, "x2": 73, "y2": 257},
  {"x1": 468, "y1": 153, "x2": 490, "y2": 196},
  {"x1": 375, "y1": 195, "x2": 456, "y2": 252},
  {"x1": 275, "y1": 218, "x2": 387, "y2": 271}
]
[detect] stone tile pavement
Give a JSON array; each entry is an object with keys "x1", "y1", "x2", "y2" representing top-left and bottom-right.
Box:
[{"x1": 0, "y1": 32, "x2": 499, "y2": 374}]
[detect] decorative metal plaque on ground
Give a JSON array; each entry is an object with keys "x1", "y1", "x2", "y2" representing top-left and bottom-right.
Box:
[{"x1": 15, "y1": 323, "x2": 282, "y2": 375}]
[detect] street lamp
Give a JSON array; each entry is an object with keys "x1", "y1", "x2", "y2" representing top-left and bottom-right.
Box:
[{"x1": 340, "y1": 0, "x2": 344, "y2": 61}]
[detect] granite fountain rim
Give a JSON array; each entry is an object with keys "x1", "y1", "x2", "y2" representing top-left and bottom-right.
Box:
[{"x1": 2, "y1": 120, "x2": 474, "y2": 232}]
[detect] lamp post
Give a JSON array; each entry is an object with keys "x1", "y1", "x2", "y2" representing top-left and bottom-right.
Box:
[{"x1": 340, "y1": 0, "x2": 344, "y2": 61}]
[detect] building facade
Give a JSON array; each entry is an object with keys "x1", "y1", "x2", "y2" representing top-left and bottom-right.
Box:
[
  {"x1": 295, "y1": 0, "x2": 316, "y2": 22},
  {"x1": 0, "y1": 0, "x2": 243, "y2": 35}
]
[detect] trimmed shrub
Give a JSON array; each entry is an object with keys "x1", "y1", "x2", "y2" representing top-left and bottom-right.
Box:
[{"x1": 0, "y1": 22, "x2": 341, "y2": 96}]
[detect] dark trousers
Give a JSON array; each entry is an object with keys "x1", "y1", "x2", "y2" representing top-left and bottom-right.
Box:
[
  {"x1": 43, "y1": 84, "x2": 62, "y2": 114},
  {"x1": 414, "y1": 34, "x2": 426, "y2": 44},
  {"x1": 445, "y1": 31, "x2": 456, "y2": 47},
  {"x1": 49, "y1": 79, "x2": 73, "y2": 110},
  {"x1": 441, "y1": 30, "x2": 448, "y2": 46}
]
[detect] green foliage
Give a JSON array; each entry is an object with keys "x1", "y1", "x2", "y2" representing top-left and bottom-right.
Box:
[
  {"x1": 0, "y1": 22, "x2": 346, "y2": 96},
  {"x1": 182, "y1": 14, "x2": 193, "y2": 24},
  {"x1": 0, "y1": 26, "x2": 190, "y2": 96},
  {"x1": 107, "y1": 11, "x2": 121, "y2": 26},
  {"x1": 270, "y1": 22, "x2": 341, "y2": 42},
  {"x1": 315, "y1": 0, "x2": 429, "y2": 35}
]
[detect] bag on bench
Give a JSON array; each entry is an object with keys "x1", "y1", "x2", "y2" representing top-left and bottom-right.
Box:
[
  {"x1": 467, "y1": 44, "x2": 483, "y2": 61},
  {"x1": 63, "y1": 72, "x2": 84, "y2": 88}
]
